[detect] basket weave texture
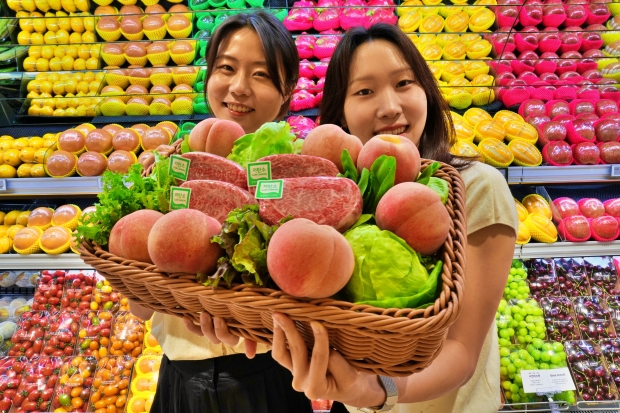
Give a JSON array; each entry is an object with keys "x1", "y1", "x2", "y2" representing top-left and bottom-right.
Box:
[{"x1": 79, "y1": 156, "x2": 467, "y2": 377}]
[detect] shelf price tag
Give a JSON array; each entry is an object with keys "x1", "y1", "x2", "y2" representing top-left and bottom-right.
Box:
[
  {"x1": 0, "y1": 179, "x2": 6, "y2": 191},
  {"x1": 255, "y1": 180, "x2": 283, "y2": 200},
  {"x1": 247, "y1": 161, "x2": 272, "y2": 187},
  {"x1": 521, "y1": 368, "x2": 576, "y2": 394},
  {"x1": 611, "y1": 164, "x2": 620, "y2": 178},
  {"x1": 169, "y1": 155, "x2": 191, "y2": 181},
  {"x1": 170, "y1": 187, "x2": 191, "y2": 210}
]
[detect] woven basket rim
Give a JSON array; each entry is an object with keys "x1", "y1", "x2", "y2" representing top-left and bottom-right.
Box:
[{"x1": 82, "y1": 157, "x2": 466, "y2": 319}]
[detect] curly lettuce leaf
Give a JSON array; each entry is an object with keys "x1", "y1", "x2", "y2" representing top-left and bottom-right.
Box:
[
  {"x1": 227, "y1": 121, "x2": 297, "y2": 167},
  {"x1": 339, "y1": 225, "x2": 442, "y2": 309}
]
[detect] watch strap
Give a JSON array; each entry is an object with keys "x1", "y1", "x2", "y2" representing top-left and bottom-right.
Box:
[{"x1": 357, "y1": 376, "x2": 398, "y2": 413}]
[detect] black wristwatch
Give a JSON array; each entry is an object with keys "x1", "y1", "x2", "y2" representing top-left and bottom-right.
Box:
[{"x1": 357, "y1": 376, "x2": 398, "y2": 413}]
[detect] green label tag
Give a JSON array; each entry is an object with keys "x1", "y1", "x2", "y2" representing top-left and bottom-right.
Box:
[
  {"x1": 170, "y1": 187, "x2": 191, "y2": 210},
  {"x1": 169, "y1": 155, "x2": 191, "y2": 180},
  {"x1": 247, "y1": 161, "x2": 272, "y2": 187},
  {"x1": 255, "y1": 179, "x2": 283, "y2": 199}
]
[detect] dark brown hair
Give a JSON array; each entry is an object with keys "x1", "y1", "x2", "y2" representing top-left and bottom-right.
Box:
[
  {"x1": 320, "y1": 24, "x2": 468, "y2": 168},
  {"x1": 205, "y1": 11, "x2": 299, "y2": 119}
]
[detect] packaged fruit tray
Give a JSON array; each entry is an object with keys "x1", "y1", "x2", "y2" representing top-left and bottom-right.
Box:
[{"x1": 79, "y1": 158, "x2": 467, "y2": 377}]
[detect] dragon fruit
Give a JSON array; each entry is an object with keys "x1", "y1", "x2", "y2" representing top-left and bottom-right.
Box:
[
  {"x1": 290, "y1": 90, "x2": 317, "y2": 112},
  {"x1": 314, "y1": 34, "x2": 340, "y2": 59},
  {"x1": 314, "y1": 58, "x2": 330, "y2": 78},
  {"x1": 340, "y1": 0, "x2": 369, "y2": 29},
  {"x1": 315, "y1": 8, "x2": 341, "y2": 31},
  {"x1": 367, "y1": 0, "x2": 395, "y2": 14},
  {"x1": 318, "y1": 0, "x2": 341, "y2": 6},
  {"x1": 367, "y1": 7, "x2": 397, "y2": 27},
  {"x1": 296, "y1": 77, "x2": 317, "y2": 92},
  {"x1": 284, "y1": 2, "x2": 317, "y2": 32},
  {"x1": 314, "y1": 91, "x2": 324, "y2": 107},
  {"x1": 287, "y1": 115, "x2": 316, "y2": 139},
  {"x1": 300, "y1": 59, "x2": 316, "y2": 78},
  {"x1": 296, "y1": 33, "x2": 317, "y2": 59},
  {"x1": 317, "y1": 77, "x2": 326, "y2": 90}
]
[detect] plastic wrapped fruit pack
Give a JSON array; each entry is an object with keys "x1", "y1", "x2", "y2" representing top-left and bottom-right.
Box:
[
  {"x1": 77, "y1": 310, "x2": 113, "y2": 360},
  {"x1": 52, "y1": 356, "x2": 97, "y2": 412},
  {"x1": 33, "y1": 270, "x2": 65, "y2": 312},
  {"x1": 90, "y1": 356, "x2": 133, "y2": 413},
  {"x1": 62, "y1": 270, "x2": 96, "y2": 313},
  {"x1": 9, "y1": 311, "x2": 49, "y2": 358},
  {"x1": 110, "y1": 312, "x2": 144, "y2": 358},
  {"x1": 540, "y1": 296, "x2": 579, "y2": 341},
  {"x1": 0, "y1": 356, "x2": 27, "y2": 413},
  {"x1": 565, "y1": 340, "x2": 618, "y2": 404},
  {"x1": 12, "y1": 356, "x2": 63, "y2": 412},
  {"x1": 43, "y1": 309, "x2": 81, "y2": 358},
  {"x1": 573, "y1": 296, "x2": 616, "y2": 340},
  {"x1": 555, "y1": 258, "x2": 591, "y2": 296},
  {"x1": 585, "y1": 256, "x2": 619, "y2": 296},
  {"x1": 524, "y1": 258, "x2": 560, "y2": 298}
]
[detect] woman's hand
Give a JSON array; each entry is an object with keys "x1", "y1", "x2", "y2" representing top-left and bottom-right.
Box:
[
  {"x1": 183, "y1": 313, "x2": 258, "y2": 359},
  {"x1": 271, "y1": 312, "x2": 386, "y2": 408}
]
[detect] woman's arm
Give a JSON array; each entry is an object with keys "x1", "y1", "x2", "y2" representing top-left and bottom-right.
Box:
[
  {"x1": 128, "y1": 300, "x2": 154, "y2": 322},
  {"x1": 271, "y1": 223, "x2": 516, "y2": 407}
]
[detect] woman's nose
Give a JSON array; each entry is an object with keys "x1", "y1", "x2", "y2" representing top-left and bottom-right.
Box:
[
  {"x1": 230, "y1": 72, "x2": 251, "y2": 96},
  {"x1": 376, "y1": 89, "x2": 401, "y2": 119}
]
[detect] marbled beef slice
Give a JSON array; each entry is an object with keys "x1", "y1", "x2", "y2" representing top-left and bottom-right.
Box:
[{"x1": 180, "y1": 180, "x2": 257, "y2": 223}]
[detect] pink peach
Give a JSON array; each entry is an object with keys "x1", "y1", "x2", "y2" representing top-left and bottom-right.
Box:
[
  {"x1": 119, "y1": 210, "x2": 164, "y2": 263},
  {"x1": 188, "y1": 118, "x2": 246, "y2": 157},
  {"x1": 301, "y1": 124, "x2": 363, "y2": 172},
  {"x1": 357, "y1": 135, "x2": 421, "y2": 184}
]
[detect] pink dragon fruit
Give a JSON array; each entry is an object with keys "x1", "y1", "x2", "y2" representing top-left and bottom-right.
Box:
[
  {"x1": 314, "y1": 34, "x2": 340, "y2": 59},
  {"x1": 317, "y1": 0, "x2": 341, "y2": 6},
  {"x1": 367, "y1": 0, "x2": 395, "y2": 14},
  {"x1": 367, "y1": 7, "x2": 397, "y2": 27},
  {"x1": 284, "y1": 2, "x2": 317, "y2": 32},
  {"x1": 287, "y1": 115, "x2": 316, "y2": 139},
  {"x1": 314, "y1": 91, "x2": 323, "y2": 107},
  {"x1": 290, "y1": 90, "x2": 317, "y2": 112},
  {"x1": 296, "y1": 77, "x2": 317, "y2": 92},
  {"x1": 340, "y1": 0, "x2": 368, "y2": 30},
  {"x1": 299, "y1": 59, "x2": 316, "y2": 78},
  {"x1": 296, "y1": 33, "x2": 316, "y2": 59},
  {"x1": 314, "y1": 58, "x2": 330, "y2": 78},
  {"x1": 314, "y1": 8, "x2": 341, "y2": 31},
  {"x1": 316, "y1": 77, "x2": 326, "y2": 90}
]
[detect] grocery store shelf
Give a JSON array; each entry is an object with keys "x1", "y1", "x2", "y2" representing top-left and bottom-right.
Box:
[
  {"x1": 0, "y1": 254, "x2": 90, "y2": 270},
  {"x1": 515, "y1": 241, "x2": 620, "y2": 259},
  {"x1": 506, "y1": 165, "x2": 620, "y2": 185},
  {"x1": 0, "y1": 177, "x2": 102, "y2": 197}
]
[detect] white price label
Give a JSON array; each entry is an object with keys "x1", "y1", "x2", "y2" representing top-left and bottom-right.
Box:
[
  {"x1": 0, "y1": 179, "x2": 6, "y2": 191},
  {"x1": 521, "y1": 368, "x2": 576, "y2": 394},
  {"x1": 611, "y1": 165, "x2": 620, "y2": 178}
]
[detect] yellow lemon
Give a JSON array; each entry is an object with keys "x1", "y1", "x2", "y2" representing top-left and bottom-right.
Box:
[
  {"x1": 89, "y1": 44, "x2": 101, "y2": 58},
  {"x1": 34, "y1": 0, "x2": 50, "y2": 11},
  {"x1": 45, "y1": 13, "x2": 59, "y2": 31},
  {"x1": 7, "y1": 0, "x2": 22, "y2": 11},
  {"x1": 35, "y1": 58, "x2": 49, "y2": 71},
  {"x1": 56, "y1": 29, "x2": 70, "y2": 44},
  {"x1": 61, "y1": 0, "x2": 76, "y2": 12},
  {"x1": 0, "y1": 237, "x2": 12, "y2": 254},
  {"x1": 64, "y1": 107, "x2": 77, "y2": 117},
  {"x1": 77, "y1": 44, "x2": 90, "y2": 59},
  {"x1": 3, "y1": 149, "x2": 21, "y2": 167},
  {"x1": 39, "y1": 106, "x2": 54, "y2": 116},
  {"x1": 41, "y1": 45, "x2": 54, "y2": 59},
  {"x1": 69, "y1": 32, "x2": 82, "y2": 44},
  {"x1": 0, "y1": 165, "x2": 17, "y2": 178},
  {"x1": 23, "y1": 56, "x2": 38, "y2": 71},
  {"x1": 48, "y1": 57, "x2": 61, "y2": 71},
  {"x1": 75, "y1": 105, "x2": 87, "y2": 116},
  {"x1": 15, "y1": 211, "x2": 29, "y2": 225},
  {"x1": 75, "y1": 0, "x2": 88, "y2": 11},
  {"x1": 40, "y1": 80, "x2": 53, "y2": 94},
  {"x1": 70, "y1": 17, "x2": 85, "y2": 33},
  {"x1": 81, "y1": 31, "x2": 95, "y2": 43},
  {"x1": 4, "y1": 211, "x2": 20, "y2": 226},
  {"x1": 85, "y1": 57, "x2": 99, "y2": 70},
  {"x1": 30, "y1": 164, "x2": 46, "y2": 177},
  {"x1": 58, "y1": 17, "x2": 71, "y2": 31},
  {"x1": 0, "y1": 136, "x2": 13, "y2": 141},
  {"x1": 29, "y1": 46, "x2": 42, "y2": 58},
  {"x1": 34, "y1": 148, "x2": 48, "y2": 164},
  {"x1": 63, "y1": 79, "x2": 76, "y2": 94},
  {"x1": 73, "y1": 58, "x2": 86, "y2": 70},
  {"x1": 17, "y1": 31, "x2": 31, "y2": 45},
  {"x1": 19, "y1": 17, "x2": 34, "y2": 33},
  {"x1": 21, "y1": 0, "x2": 37, "y2": 12},
  {"x1": 27, "y1": 91, "x2": 40, "y2": 99},
  {"x1": 7, "y1": 225, "x2": 25, "y2": 239},
  {"x1": 17, "y1": 164, "x2": 33, "y2": 178},
  {"x1": 55, "y1": 97, "x2": 68, "y2": 109},
  {"x1": 13, "y1": 138, "x2": 30, "y2": 151},
  {"x1": 84, "y1": 16, "x2": 95, "y2": 32},
  {"x1": 61, "y1": 55, "x2": 74, "y2": 70},
  {"x1": 53, "y1": 108, "x2": 66, "y2": 116},
  {"x1": 0, "y1": 140, "x2": 13, "y2": 151},
  {"x1": 52, "y1": 80, "x2": 66, "y2": 95},
  {"x1": 19, "y1": 147, "x2": 36, "y2": 164},
  {"x1": 33, "y1": 17, "x2": 47, "y2": 33},
  {"x1": 88, "y1": 81, "x2": 100, "y2": 92},
  {"x1": 30, "y1": 32, "x2": 44, "y2": 44},
  {"x1": 82, "y1": 71, "x2": 94, "y2": 82},
  {"x1": 29, "y1": 137, "x2": 45, "y2": 149},
  {"x1": 48, "y1": 0, "x2": 61, "y2": 9}
]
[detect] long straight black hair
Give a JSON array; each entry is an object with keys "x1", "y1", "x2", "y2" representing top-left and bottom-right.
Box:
[
  {"x1": 320, "y1": 24, "x2": 470, "y2": 168},
  {"x1": 205, "y1": 11, "x2": 299, "y2": 119}
]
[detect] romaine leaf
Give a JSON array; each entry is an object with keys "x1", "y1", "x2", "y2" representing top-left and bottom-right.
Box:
[
  {"x1": 340, "y1": 149, "x2": 359, "y2": 182},
  {"x1": 427, "y1": 177, "x2": 449, "y2": 205},
  {"x1": 416, "y1": 161, "x2": 441, "y2": 185}
]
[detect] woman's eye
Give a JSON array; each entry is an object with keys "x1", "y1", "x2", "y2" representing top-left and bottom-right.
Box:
[
  {"x1": 354, "y1": 89, "x2": 372, "y2": 96},
  {"x1": 396, "y1": 79, "x2": 414, "y2": 87},
  {"x1": 218, "y1": 65, "x2": 234, "y2": 71},
  {"x1": 255, "y1": 71, "x2": 270, "y2": 78}
]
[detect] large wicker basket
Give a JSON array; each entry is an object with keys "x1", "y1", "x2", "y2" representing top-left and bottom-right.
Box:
[{"x1": 79, "y1": 157, "x2": 466, "y2": 377}]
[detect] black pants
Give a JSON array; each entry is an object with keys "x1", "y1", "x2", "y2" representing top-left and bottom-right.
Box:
[
  {"x1": 151, "y1": 352, "x2": 313, "y2": 413},
  {"x1": 329, "y1": 402, "x2": 348, "y2": 412}
]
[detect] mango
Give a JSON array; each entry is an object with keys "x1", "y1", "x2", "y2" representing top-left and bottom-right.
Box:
[
  {"x1": 516, "y1": 221, "x2": 531, "y2": 244},
  {"x1": 508, "y1": 140, "x2": 542, "y2": 167},
  {"x1": 522, "y1": 194, "x2": 552, "y2": 220},
  {"x1": 477, "y1": 139, "x2": 514, "y2": 167},
  {"x1": 524, "y1": 213, "x2": 557, "y2": 243},
  {"x1": 514, "y1": 199, "x2": 529, "y2": 222}
]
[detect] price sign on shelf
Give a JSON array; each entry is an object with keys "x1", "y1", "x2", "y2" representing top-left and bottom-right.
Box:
[
  {"x1": 611, "y1": 164, "x2": 620, "y2": 178},
  {"x1": 0, "y1": 179, "x2": 6, "y2": 191},
  {"x1": 521, "y1": 368, "x2": 576, "y2": 394}
]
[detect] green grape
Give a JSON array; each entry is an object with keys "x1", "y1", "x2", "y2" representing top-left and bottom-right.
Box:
[
  {"x1": 500, "y1": 347, "x2": 510, "y2": 357},
  {"x1": 502, "y1": 381, "x2": 512, "y2": 390}
]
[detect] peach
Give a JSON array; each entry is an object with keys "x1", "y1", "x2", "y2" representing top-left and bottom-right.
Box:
[
  {"x1": 357, "y1": 135, "x2": 421, "y2": 185},
  {"x1": 301, "y1": 124, "x2": 363, "y2": 172},
  {"x1": 188, "y1": 118, "x2": 245, "y2": 157},
  {"x1": 148, "y1": 209, "x2": 223, "y2": 274},
  {"x1": 108, "y1": 216, "x2": 126, "y2": 257},
  {"x1": 118, "y1": 210, "x2": 164, "y2": 263},
  {"x1": 267, "y1": 218, "x2": 354, "y2": 298},
  {"x1": 375, "y1": 182, "x2": 450, "y2": 255}
]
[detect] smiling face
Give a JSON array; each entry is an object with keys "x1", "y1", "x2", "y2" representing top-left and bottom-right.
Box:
[
  {"x1": 207, "y1": 27, "x2": 286, "y2": 134},
  {"x1": 342, "y1": 40, "x2": 428, "y2": 146}
]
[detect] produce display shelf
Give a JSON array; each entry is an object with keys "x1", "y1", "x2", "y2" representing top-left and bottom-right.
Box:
[
  {"x1": 499, "y1": 406, "x2": 620, "y2": 413},
  {"x1": 505, "y1": 166, "x2": 620, "y2": 186},
  {"x1": 0, "y1": 253, "x2": 89, "y2": 269},
  {"x1": 0, "y1": 177, "x2": 102, "y2": 197},
  {"x1": 515, "y1": 241, "x2": 620, "y2": 259}
]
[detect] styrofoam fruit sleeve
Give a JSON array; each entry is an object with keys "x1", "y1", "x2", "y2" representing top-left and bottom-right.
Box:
[
  {"x1": 524, "y1": 213, "x2": 558, "y2": 243},
  {"x1": 13, "y1": 227, "x2": 43, "y2": 255},
  {"x1": 557, "y1": 216, "x2": 592, "y2": 242}
]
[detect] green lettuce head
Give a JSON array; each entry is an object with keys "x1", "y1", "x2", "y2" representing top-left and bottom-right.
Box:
[
  {"x1": 227, "y1": 121, "x2": 300, "y2": 167},
  {"x1": 339, "y1": 225, "x2": 443, "y2": 309}
]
